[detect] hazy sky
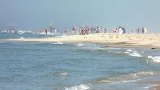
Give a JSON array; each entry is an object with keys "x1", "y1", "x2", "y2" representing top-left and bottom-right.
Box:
[{"x1": 0, "y1": 0, "x2": 159, "y2": 32}]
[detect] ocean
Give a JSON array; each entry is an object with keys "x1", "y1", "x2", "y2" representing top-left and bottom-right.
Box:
[{"x1": 0, "y1": 33, "x2": 160, "y2": 90}]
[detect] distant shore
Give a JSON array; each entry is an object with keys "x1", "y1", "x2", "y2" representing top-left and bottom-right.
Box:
[{"x1": 2, "y1": 33, "x2": 160, "y2": 48}]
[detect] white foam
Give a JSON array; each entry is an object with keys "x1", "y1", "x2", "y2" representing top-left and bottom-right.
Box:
[
  {"x1": 144, "y1": 85, "x2": 159, "y2": 89},
  {"x1": 144, "y1": 86, "x2": 149, "y2": 89},
  {"x1": 20, "y1": 37, "x2": 24, "y2": 39},
  {"x1": 148, "y1": 56, "x2": 160, "y2": 63},
  {"x1": 129, "y1": 52, "x2": 142, "y2": 57},
  {"x1": 77, "y1": 43, "x2": 84, "y2": 47},
  {"x1": 54, "y1": 72, "x2": 68, "y2": 76},
  {"x1": 98, "y1": 71, "x2": 154, "y2": 84},
  {"x1": 51, "y1": 42, "x2": 63, "y2": 45},
  {"x1": 124, "y1": 49, "x2": 142, "y2": 57},
  {"x1": 124, "y1": 51, "x2": 130, "y2": 54},
  {"x1": 76, "y1": 43, "x2": 104, "y2": 50},
  {"x1": 126, "y1": 49, "x2": 133, "y2": 52},
  {"x1": 124, "y1": 49, "x2": 133, "y2": 54},
  {"x1": 134, "y1": 71, "x2": 154, "y2": 76},
  {"x1": 65, "y1": 84, "x2": 90, "y2": 90}
]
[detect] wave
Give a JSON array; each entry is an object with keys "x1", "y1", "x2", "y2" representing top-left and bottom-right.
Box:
[
  {"x1": 75, "y1": 43, "x2": 104, "y2": 50},
  {"x1": 85, "y1": 71, "x2": 160, "y2": 90},
  {"x1": 148, "y1": 56, "x2": 160, "y2": 63},
  {"x1": 51, "y1": 42, "x2": 64, "y2": 45},
  {"x1": 20, "y1": 37, "x2": 24, "y2": 39},
  {"x1": 124, "y1": 49, "x2": 142, "y2": 57},
  {"x1": 54, "y1": 72, "x2": 69, "y2": 76},
  {"x1": 129, "y1": 52, "x2": 142, "y2": 57},
  {"x1": 123, "y1": 49, "x2": 160, "y2": 63},
  {"x1": 65, "y1": 84, "x2": 90, "y2": 90},
  {"x1": 96, "y1": 71, "x2": 155, "y2": 84},
  {"x1": 77, "y1": 43, "x2": 85, "y2": 47}
]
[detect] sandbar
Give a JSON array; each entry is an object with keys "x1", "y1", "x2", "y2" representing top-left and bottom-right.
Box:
[{"x1": 1, "y1": 33, "x2": 160, "y2": 48}]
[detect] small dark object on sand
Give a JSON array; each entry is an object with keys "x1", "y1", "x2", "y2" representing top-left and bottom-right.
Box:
[{"x1": 151, "y1": 48, "x2": 156, "y2": 49}]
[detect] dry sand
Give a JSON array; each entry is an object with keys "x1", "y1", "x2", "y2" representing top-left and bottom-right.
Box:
[{"x1": 2, "y1": 33, "x2": 160, "y2": 48}]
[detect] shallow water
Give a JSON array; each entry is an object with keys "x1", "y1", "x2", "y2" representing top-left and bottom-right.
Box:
[{"x1": 0, "y1": 34, "x2": 160, "y2": 90}]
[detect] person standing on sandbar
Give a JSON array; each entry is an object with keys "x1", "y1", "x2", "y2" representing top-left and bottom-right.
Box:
[{"x1": 45, "y1": 29, "x2": 48, "y2": 35}]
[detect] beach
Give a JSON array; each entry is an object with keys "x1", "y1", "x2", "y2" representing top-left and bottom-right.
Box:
[
  {"x1": 1, "y1": 0, "x2": 160, "y2": 89},
  {"x1": 1, "y1": 33, "x2": 160, "y2": 90},
  {"x1": 4, "y1": 33, "x2": 160, "y2": 48}
]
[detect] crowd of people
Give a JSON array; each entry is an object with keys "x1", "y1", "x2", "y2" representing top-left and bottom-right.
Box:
[{"x1": 43, "y1": 25, "x2": 148, "y2": 35}]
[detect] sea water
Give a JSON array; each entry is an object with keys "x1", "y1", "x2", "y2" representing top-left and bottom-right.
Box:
[{"x1": 0, "y1": 34, "x2": 160, "y2": 90}]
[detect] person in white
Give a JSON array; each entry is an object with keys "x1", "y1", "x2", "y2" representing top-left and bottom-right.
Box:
[{"x1": 118, "y1": 26, "x2": 125, "y2": 34}]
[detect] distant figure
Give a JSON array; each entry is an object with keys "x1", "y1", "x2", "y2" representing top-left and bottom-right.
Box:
[
  {"x1": 79, "y1": 27, "x2": 84, "y2": 35},
  {"x1": 72, "y1": 26, "x2": 77, "y2": 34},
  {"x1": 112, "y1": 29, "x2": 117, "y2": 33},
  {"x1": 118, "y1": 27, "x2": 123, "y2": 34},
  {"x1": 45, "y1": 29, "x2": 47, "y2": 35},
  {"x1": 64, "y1": 29, "x2": 68, "y2": 35},
  {"x1": 90, "y1": 27, "x2": 96, "y2": 33},
  {"x1": 118, "y1": 26, "x2": 126, "y2": 34},
  {"x1": 85, "y1": 25, "x2": 90, "y2": 35},
  {"x1": 136, "y1": 28, "x2": 140, "y2": 34},
  {"x1": 142, "y1": 27, "x2": 145, "y2": 33},
  {"x1": 104, "y1": 28, "x2": 107, "y2": 33},
  {"x1": 144, "y1": 27, "x2": 148, "y2": 33}
]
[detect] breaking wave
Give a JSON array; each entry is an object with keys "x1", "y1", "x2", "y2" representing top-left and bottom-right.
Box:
[
  {"x1": 124, "y1": 49, "x2": 142, "y2": 57},
  {"x1": 65, "y1": 84, "x2": 90, "y2": 90},
  {"x1": 76, "y1": 43, "x2": 85, "y2": 47},
  {"x1": 96, "y1": 71, "x2": 155, "y2": 84},
  {"x1": 75, "y1": 43, "x2": 104, "y2": 50},
  {"x1": 51, "y1": 42, "x2": 64, "y2": 45},
  {"x1": 148, "y1": 56, "x2": 160, "y2": 63}
]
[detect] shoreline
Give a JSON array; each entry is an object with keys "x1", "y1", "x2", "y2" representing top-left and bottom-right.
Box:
[
  {"x1": 140, "y1": 81, "x2": 160, "y2": 90},
  {"x1": 1, "y1": 33, "x2": 160, "y2": 48}
]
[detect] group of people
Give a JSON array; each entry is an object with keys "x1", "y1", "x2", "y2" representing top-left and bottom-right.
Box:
[
  {"x1": 73, "y1": 26, "x2": 108, "y2": 35},
  {"x1": 43, "y1": 25, "x2": 148, "y2": 36},
  {"x1": 112, "y1": 26, "x2": 126, "y2": 34},
  {"x1": 112, "y1": 26, "x2": 148, "y2": 34},
  {"x1": 79, "y1": 26, "x2": 90, "y2": 35},
  {"x1": 44, "y1": 27, "x2": 57, "y2": 35},
  {"x1": 136, "y1": 27, "x2": 148, "y2": 34}
]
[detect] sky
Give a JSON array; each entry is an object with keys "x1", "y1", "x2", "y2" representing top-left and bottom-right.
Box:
[{"x1": 0, "y1": 0, "x2": 159, "y2": 32}]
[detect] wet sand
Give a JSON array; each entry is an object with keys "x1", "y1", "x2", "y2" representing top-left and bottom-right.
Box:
[
  {"x1": 142, "y1": 81, "x2": 160, "y2": 90},
  {"x1": 2, "y1": 33, "x2": 160, "y2": 48},
  {"x1": 150, "y1": 85, "x2": 160, "y2": 90}
]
